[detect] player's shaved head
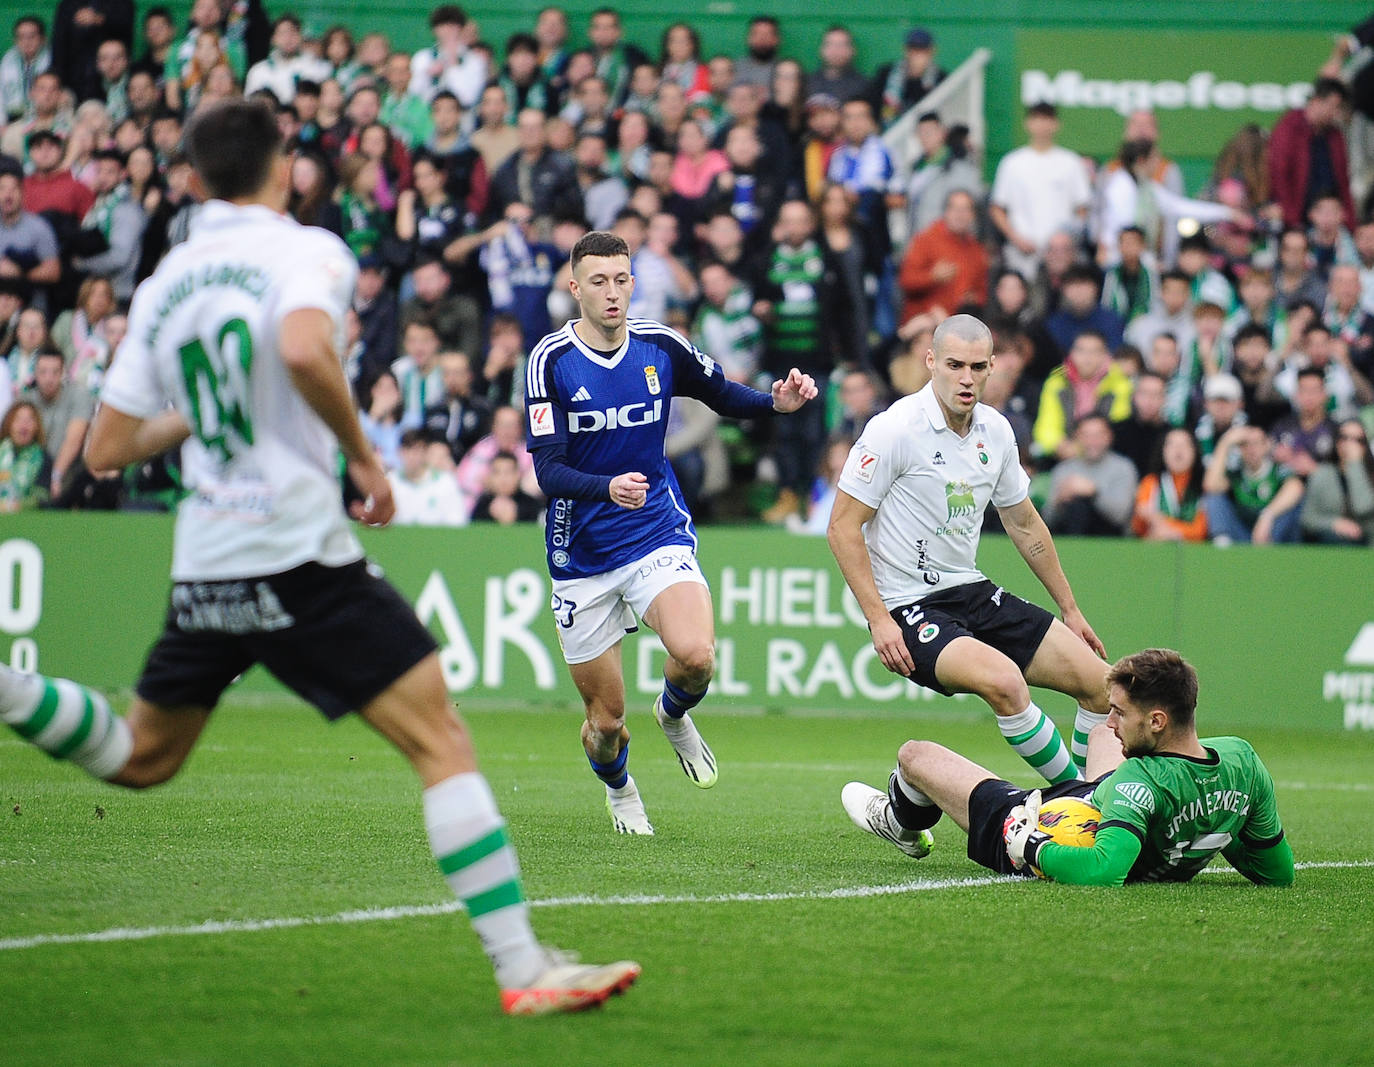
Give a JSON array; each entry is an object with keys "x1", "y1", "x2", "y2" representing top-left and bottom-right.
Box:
[
  {"x1": 932, "y1": 314, "x2": 993, "y2": 357},
  {"x1": 185, "y1": 99, "x2": 284, "y2": 201}
]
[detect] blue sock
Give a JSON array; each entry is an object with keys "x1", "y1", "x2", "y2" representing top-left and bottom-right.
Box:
[
  {"x1": 660, "y1": 678, "x2": 705, "y2": 720},
  {"x1": 589, "y1": 740, "x2": 629, "y2": 789}
]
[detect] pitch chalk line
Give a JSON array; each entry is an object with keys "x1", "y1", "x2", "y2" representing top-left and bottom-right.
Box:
[{"x1": 1, "y1": 861, "x2": 1370, "y2": 954}]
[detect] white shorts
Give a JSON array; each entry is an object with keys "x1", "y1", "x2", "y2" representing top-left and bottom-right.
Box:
[{"x1": 550, "y1": 545, "x2": 709, "y2": 664}]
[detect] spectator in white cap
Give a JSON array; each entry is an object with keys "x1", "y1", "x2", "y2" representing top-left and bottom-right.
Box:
[{"x1": 1196, "y1": 372, "x2": 1247, "y2": 460}]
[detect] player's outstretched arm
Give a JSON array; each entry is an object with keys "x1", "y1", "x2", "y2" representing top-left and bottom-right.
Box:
[
  {"x1": 997, "y1": 495, "x2": 1106, "y2": 658},
  {"x1": 771, "y1": 367, "x2": 818, "y2": 412},
  {"x1": 827, "y1": 489, "x2": 914, "y2": 676},
  {"x1": 280, "y1": 307, "x2": 393, "y2": 526},
  {"x1": 85, "y1": 406, "x2": 191, "y2": 472}
]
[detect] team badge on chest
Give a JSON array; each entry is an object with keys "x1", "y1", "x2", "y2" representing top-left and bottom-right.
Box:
[
  {"x1": 976, "y1": 440, "x2": 989, "y2": 465},
  {"x1": 644, "y1": 365, "x2": 661, "y2": 395}
]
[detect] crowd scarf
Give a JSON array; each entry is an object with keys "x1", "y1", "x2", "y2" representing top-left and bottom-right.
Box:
[
  {"x1": 1130, "y1": 178, "x2": 1164, "y2": 253},
  {"x1": 339, "y1": 190, "x2": 381, "y2": 255},
  {"x1": 1063, "y1": 353, "x2": 1109, "y2": 420},
  {"x1": 0, "y1": 438, "x2": 45, "y2": 506},
  {"x1": 881, "y1": 63, "x2": 940, "y2": 121},
  {"x1": 1102, "y1": 263, "x2": 1153, "y2": 322},
  {"x1": 595, "y1": 46, "x2": 630, "y2": 102},
  {"x1": 83, "y1": 181, "x2": 131, "y2": 239},
  {"x1": 68, "y1": 310, "x2": 110, "y2": 391},
  {"x1": 498, "y1": 71, "x2": 548, "y2": 117},
  {"x1": 1152, "y1": 469, "x2": 1200, "y2": 521}
]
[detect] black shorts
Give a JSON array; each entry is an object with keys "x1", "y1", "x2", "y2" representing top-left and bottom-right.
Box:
[
  {"x1": 136, "y1": 559, "x2": 438, "y2": 720},
  {"x1": 889, "y1": 579, "x2": 1055, "y2": 696},
  {"x1": 965, "y1": 775, "x2": 1106, "y2": 876}
]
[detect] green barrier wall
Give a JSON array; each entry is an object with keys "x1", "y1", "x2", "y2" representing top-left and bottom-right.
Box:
[{"x1": 4, "y1": 512, "x2": 1372, "y2": 731}]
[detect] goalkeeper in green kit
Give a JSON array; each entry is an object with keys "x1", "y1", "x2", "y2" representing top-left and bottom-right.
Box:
[{"x1": 841, "y1": 648, "x2": 1295, "y2": 886}]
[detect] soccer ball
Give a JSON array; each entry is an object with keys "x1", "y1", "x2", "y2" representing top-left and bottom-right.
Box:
[{"x1": 1030, "y1": 796, "x2": 1100, "y2": 879}]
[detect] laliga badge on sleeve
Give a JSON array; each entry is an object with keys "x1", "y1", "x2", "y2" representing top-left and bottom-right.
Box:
[
  {"x1": 854, "y1": 445, "x2": 879, "y2": 483},
  {"x1": 529, "y1": 401, "x2": 555, "y2": 436}
]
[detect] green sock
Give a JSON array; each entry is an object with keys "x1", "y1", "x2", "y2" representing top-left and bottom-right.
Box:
[
  {"x1": 998, "y1": 703, "x2": 1080, "y2": 784},
  {"x1": 0, "y1": 668, "x2": 132, "y2": 779}
]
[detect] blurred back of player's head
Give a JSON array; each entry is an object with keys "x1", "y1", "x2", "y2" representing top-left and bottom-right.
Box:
[{"x1": 185, "y1": 99, "x2": 284, "y2": 201}]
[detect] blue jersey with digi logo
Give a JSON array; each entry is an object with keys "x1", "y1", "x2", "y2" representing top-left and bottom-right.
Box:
[{"x1": 526, "y1": 317, "x2": 766, "y2": 579}]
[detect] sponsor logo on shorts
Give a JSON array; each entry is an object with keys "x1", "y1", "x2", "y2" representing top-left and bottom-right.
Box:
[
  {"x1": 917, "y1": 623, "x2": 940, "y2": 643},
  {"x1": 1115, "y1": 782, "x2": 1156, "y2": 813},
  {"x1": 529, "y1": 401, "x2": 555, "y2": 437},
  {"x1": 854, "y1": 446, "x2": 879, "y2": 483}
]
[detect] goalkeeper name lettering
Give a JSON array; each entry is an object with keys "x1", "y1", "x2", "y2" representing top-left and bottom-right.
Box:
[{"x1": 1166, "y1": 788, "x2": 1251, "y2": 840}]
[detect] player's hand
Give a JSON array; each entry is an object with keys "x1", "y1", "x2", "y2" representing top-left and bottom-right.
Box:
[
  {"x1": 348, "y1": 458, "x2": 395, "y2": 527},
  {"x1": 1003, "y1": 789, "x2": 1044, "y2": 871},
  {"x1": 609, "y1": 471, "x2": 648, "y2": 509},
  {"x1": 870, "y1": 615, "x2": 915, "y2": 677},
  {"x1": 1063, "y1": 607, "x2": 1107, "y2": 659},
  {"x1": 772, "y1": 368, "x2": 819, "y2": 413}
]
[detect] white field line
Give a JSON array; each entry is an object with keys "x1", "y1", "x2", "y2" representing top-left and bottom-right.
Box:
[{"x1": 0, "y1": 861, "x2": 1370, "y2": 954}]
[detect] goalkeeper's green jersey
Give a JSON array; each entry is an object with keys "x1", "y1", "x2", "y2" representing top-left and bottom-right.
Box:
[{"x1": 1037, "y1": 736, "x2": 1294, "y2": 887}]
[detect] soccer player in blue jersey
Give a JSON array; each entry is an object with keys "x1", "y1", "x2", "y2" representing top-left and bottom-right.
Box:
[{"x1": 526, "y1": 230, "x2": 818, "y2": 834}]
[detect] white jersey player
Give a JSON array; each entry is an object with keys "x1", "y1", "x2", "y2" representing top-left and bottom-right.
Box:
[
  {"x1": 0, "y1": 100, "x2": 637, "y2": 1016},
  {"x1": 828, "y1": 315, "x2": 1114, "y2": 858}
]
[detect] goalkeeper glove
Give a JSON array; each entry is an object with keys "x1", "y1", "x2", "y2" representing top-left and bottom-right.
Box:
[{"x1": 1002, "y1": 789, "x2": 1051, "y2": 871}]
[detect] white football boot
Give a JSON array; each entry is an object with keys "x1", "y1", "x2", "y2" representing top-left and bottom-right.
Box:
[
  {"x1": 653, "y1": 696, "x2": 718, "y2": 788},
  {"x1": 606, "y1": 775, "x2": 654, "y2": 835},
  {"x1": 841, "y1": 782, "x2": 934, "y2": 859}
]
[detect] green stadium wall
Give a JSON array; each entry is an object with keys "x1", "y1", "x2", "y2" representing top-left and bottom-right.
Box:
[
  {"x1": 5, "y1": 512, "x2": 1373, "y2": 732},
  {"x1": 16, "y1": 0, "x2": 1368, "y2": 190}
]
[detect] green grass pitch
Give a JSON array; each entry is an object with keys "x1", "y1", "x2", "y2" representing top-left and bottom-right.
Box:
[{"x1": 3, "y1": 694, "x2": 1372, "y2": 1066}]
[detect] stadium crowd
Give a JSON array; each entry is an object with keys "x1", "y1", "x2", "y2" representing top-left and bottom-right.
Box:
[{"x1": 2, "y1": 2, "x2": 1374, "y2": 547}]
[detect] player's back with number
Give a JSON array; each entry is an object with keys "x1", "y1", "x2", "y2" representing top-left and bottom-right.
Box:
[
  {"x1": 101, "y1": 207, "x2": 360, "y2": 581},
  {"x1": 1096, "y1": 735, "x2": 1285, "y2": 883}
]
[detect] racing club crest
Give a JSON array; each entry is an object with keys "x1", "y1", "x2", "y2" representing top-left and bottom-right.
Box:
[{"x1": 644, "y1": 365, "x2": 661, "y2": 395}]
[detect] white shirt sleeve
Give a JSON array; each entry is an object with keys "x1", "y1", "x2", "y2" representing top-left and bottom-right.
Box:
[
  {"x1": 989, "y1": 418, "x2": 1031, "y2": 509},
  {"x1": 272, "y1": 232, "x2": 357, "y2": 328},
  {"x1": 837, "y1": 412, "x2": 902, "y2": 509},
  {"x1": 96, "y1": 285, "x2": 167, "y2": 419}
]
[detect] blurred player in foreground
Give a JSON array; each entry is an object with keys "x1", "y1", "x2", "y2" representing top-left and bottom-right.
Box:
[
  {"x1": 828, "y1": 314, "x2": 1111, "y2": 830},
  {"x1": 0, "y1": 100, "x2": 638, "y2": 1015},
  {"x1": 843, "y1": 648, "x2": 1295, "y2": 886},
  {"x1": 525, "y1": 230, "x2": 816, "y2": 834}
]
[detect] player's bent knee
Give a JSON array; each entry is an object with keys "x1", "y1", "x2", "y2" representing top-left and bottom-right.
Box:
[
  {"x1": 1088, "y1": 723, "x2": 1115, "y2": 744},
  {"x1": 673, "y1": 643, "x2": 715, "y2": 684},
  {"x1": 897, "y1": 739, "x2": 940, "y2": 773},
  {"x1": 982, "y1": 669, "x2": 1030, "y2": 715}
]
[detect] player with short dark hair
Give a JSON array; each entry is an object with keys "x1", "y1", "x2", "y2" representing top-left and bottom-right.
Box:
[
  {"x1": 843, "y1": 648, "x2": 1295, "y2": 886},
  {"x1": 0, "y1": 99, "x2": 638, "y2": 1016},
  {"x1": 829, "y1": 314, "x2": 1113, "y2": 854},
  {"x1": 525, "y1": 229, "x2": 817, "y2": 834}
]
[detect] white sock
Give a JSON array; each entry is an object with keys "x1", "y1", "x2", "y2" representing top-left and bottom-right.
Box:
[
  {"x1": 893, "y1": 770, "x2": 933, "y2": 808},
  {"x1": 424, "y1": 772, "x2": 545, "y2": 989},
  {"x1": 1071, "y1": 707, "x2": 1109, "y2": 773},
  {"x1": 1, "y1": 670, "x2": 133, "y2": 780},
  {"x1": 997, "y1": 702, "x2": 1079, "y2": 784}
]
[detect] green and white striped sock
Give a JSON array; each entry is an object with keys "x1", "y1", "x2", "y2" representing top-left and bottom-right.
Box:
[
  {"x1": 0, "y1": 667, "x2": 132, "y2": 780},
  {"x1": 998, "y1": 703, "x2": 1080, "y2": 784},
  {"x1": 1071, "y1": 707, "x2": 1109, "y2": 775},
  {"x1": 424, "y1": 772, "x2": 545, "y2": 989}
]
